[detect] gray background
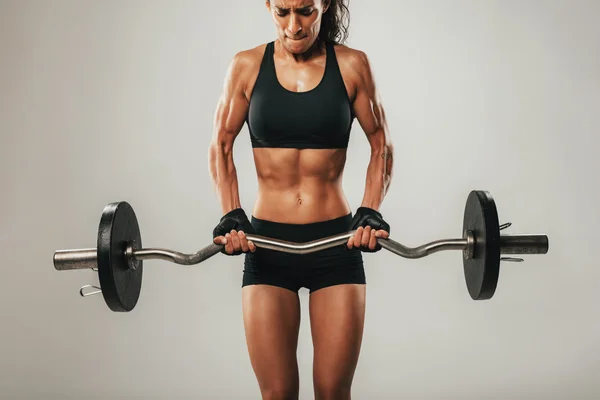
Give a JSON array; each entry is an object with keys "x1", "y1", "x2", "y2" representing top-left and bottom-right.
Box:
[{"x1": 1, "y1": 0, "x2": 599, "y2": 398}]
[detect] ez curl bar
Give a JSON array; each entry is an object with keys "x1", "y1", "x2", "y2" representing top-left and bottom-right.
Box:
[{"x1": 53, "y1": 190, "x2": 549, "y2": 312}]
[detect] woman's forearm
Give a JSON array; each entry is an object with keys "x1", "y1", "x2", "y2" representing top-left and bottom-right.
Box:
[
  {"x1": 360, "y1": 143, "x2": 394, "y2": 211},
  {"x1": 208, "y1": 141, "x2": 242, "y2": 214}
]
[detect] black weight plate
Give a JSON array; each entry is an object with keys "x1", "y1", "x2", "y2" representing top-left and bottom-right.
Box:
[
  {"x1": 97, "y1": 202, "x2": 143, "y2": 312},
  {"x1": 462, "y1": 190, "x2": 500, "y2": 300}
]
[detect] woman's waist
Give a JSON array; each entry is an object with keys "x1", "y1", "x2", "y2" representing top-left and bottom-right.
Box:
[{"x1": 251, "y1": 187, "x2": 351, "y2": 225}]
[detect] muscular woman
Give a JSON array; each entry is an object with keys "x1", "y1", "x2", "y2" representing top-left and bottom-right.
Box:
[{"x1": 208, "y1": 1, "x2": 394, "y2": 399}]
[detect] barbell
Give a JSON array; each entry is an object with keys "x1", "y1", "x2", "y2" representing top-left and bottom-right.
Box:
[{"x1": 53, "y1": 190, "x2": 549, "y2": 312}]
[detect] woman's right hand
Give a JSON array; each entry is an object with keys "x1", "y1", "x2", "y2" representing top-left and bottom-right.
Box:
[
  {"x1": 212, "y1": 208, "x2": 257, "y2": 255},
  {"x1": 214, "y1": 230, "x2": 256, "y2": 254}
]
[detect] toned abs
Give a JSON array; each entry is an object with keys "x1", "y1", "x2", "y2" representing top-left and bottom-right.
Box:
[{"x1": 252, "y1": 147, "x2": 350, "y2": 223}]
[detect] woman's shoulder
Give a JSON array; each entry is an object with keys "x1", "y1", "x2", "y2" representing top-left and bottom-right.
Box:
[
  {"x1": 222, "y1": 43, "x2": 269, "y2": 88},
  {"x1": 332, "y1": 43, "x2": 370, "y2": 70},
  {"x1": 331, "y1": 43, "x2": 373, "y2": 85},
  {"x1": 231, "y1": 43, "x2": 269, "y2": 69},
  {"x1": 221, "y1": 43, "x2": 270, "y2": 99}
]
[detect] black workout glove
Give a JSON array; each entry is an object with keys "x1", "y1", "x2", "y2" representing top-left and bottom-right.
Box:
[
  {"x1": 349, "y1": 207, "x2": 391, "y2": 252},
  {"x1": 212, "y1": 208, "x2": 255, "y2": 255}
]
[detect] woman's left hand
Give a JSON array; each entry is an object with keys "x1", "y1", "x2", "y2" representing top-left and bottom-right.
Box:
[{"x1": 347, "y1": 225, "x2": 390, "y2": 251}]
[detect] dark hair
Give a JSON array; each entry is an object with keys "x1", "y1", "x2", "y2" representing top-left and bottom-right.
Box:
[{"x1": 319, "y1": 0, "x2": 350, "y2": 45}]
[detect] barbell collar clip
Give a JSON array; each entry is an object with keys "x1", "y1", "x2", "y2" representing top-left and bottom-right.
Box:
[
  {"x1": 501, "y1": 257, "x2": 524, "y2": 262},
  {"x1": 79, "y1": 285, "x2": 102, "y2": 297}
]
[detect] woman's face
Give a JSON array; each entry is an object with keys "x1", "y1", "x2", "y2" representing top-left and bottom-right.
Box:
[{"x1": 266, "y1": 0, "x2": 330, "y2": 54}]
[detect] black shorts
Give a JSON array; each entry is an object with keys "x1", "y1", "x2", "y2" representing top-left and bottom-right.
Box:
[{"x1": 243, "y1": 213, "x2": 366, "y2": 293}]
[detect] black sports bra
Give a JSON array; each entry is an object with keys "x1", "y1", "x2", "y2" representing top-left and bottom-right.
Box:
[{"x1": 246, "y1": 40, "x2": 355, "y2": 149}]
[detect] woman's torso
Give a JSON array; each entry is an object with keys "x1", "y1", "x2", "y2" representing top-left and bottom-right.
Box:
[{"x1": 242, "y1": 40, "x2": 359, "y2": 224}]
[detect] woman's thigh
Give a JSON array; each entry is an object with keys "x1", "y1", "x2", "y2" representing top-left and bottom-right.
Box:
[
  {"x1": 309, "y1": 283, "x2": 366, "y2": 399},
  {"x1": 242, "y1": 284, "x2": 302, "y2": 399}
]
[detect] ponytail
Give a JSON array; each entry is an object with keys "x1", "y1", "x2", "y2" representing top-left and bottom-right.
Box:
[{"x1": 319, "y1": 0, "x2": 350, "y2": 44}]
